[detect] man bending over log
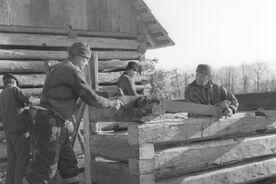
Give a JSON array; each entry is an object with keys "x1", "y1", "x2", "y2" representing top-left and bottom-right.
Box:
[
  {"x1": 23, "y1": 42, "x2": 122, "y2": 184},
  {"x1": 185, "y1": 64, "x2": 239, "y2": 117}
]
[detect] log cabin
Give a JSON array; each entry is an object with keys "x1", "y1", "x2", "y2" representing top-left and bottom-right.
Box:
[{"x1": 0, "y1": 0, "x2": 174, "y2": 175}]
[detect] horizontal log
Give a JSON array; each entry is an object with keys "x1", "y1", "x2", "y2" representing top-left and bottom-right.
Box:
[
  {"x1": 156, "y1": 157, "x2": 276, "y2": 184},
  {"x1": 90, "y1": 133, "x2": 154, "y2": 162},
  {"x1": 0, "y1": 33, "x2": 139, "y2": 50},
  {"x1": 0, "y1": 59, "x2": 151, "y2": 74},
  {"x1": 0, "y1": 142, "x2": 7, "y2": 161},
  {"x1": 127, "y1": 112, "x2": 276, "y2": 145},
  {"x1": 0, "y1": 73, "x2": 148, "y2": 88},
  {"x1": 92, "y1": 160, "x2": 154, "y2": 184},
  {"x1": 0, "y1": 49, "x2": 142, "y2": 61},
  {"x1": 155, "y1": 134, "x2": 276, "y2": 179},
  {"x1": 236, "y1": 92, "x2": 276, "y2": 111},
  {"x1": 0, "y1": 25, "x2": 137, "y2": 39},
  {"x1": 0, "y1": 74, "x2": 45, "y2": 88}
]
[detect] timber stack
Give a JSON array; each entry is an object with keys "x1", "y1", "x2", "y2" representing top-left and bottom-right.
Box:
[{"x1": 90, "y1": 95, "x2": 276, "y2": 184}]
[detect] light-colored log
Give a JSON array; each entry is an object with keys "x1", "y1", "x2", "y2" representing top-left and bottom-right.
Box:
[
  {"x1": 0, "y1": 88, "x2": 42, "y2": 97},
  {"x1": 156, "y1": 157, "x2": 276, "y2": 184},
  {"x1": 0, "y1": 25, "x2": 136, "y2": 39},
  {"x1": 0, "y1": 49, "x2": 141, "y2": 61},
  {"x1": 0, "y1": 33, "x2": 139, "y2": 50},
  {"x1": 0, "y1": 59, "x2": 150, "y2": 73},
  {"x1": 90, "y1": 133, "x2": 154, "y2": 162},
  {"x1": 92, "y1": 160, "x2": 154, "y2": 184},
  {"x1": 0, "y1": 60, "x2": 45, "y2": 73},
  {"x1": 0, "y1": 74, "x2": 45, "y2": 88},
  {"x1": 128, "y1": 112, "x2": 276, "y2": 145},
  {"x1": 155, "y1": 134, "x2": 276, "y2": 179}
]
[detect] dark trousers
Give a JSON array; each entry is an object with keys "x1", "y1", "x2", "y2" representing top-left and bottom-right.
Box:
[
  {"x1": 6, "y1": 130, "x2": 30, "y2": 184},
  {"x1": 24, "y1": 110, "x2": 79, "y2": 184}
]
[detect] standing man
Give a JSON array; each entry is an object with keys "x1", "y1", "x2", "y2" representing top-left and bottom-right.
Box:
[
  {"x1": 0, "y1": 73, "x2": 32, "y2": 184},
  {"x1": 185, "y1": 64, "x2": 239, "y2": 117},
  {"x1": 117, "y1": 61, "x2": 141, "y2": 96},
  {"x1": 23, "y1": 42, "x2": 121, "y2": 184}
]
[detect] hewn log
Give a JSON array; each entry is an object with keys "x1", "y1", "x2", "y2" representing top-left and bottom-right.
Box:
[
  {"x1": 156, "y1": 157, "x2": 276, "y2": 184},
  {"x1": 0, "y1": 49, "x2": 141, "y2": 60},
  {"x1": 127, "y1": 112, "x2": 276, "y2": 145},
  {"x1": 155, "y1": 134, "x2": 276, "y2": 179},
  {"x1": 0, "y1": 59, "x2": 150, "y2": 73},
  {"x1": 0, "y1": 142, "x2": 7, "y2": 161},
  {"x1": 0, "y1": 74, "x2": 45, "y2": 88},
  {"x1": 90, "y1": 133, "x2": 154, "y2": 162},
  {"x1": 92, "y1": 160, "x2": 154, "y2": 184},
  {"x1": 0, "y1": 24, "x2": 136, "y2": 39},
  {"x1": 0, "y1": 33, "x2": 139, "y2": 50},
  {"x1": 0, "y1": 60, "x2": 45, "y2": 74},
  {"x1": 0, "y1": 73, "x2": 148, "y2": 88},
  {"x1": 236, "y1": 92, "x2": 276, "y2": 111}
]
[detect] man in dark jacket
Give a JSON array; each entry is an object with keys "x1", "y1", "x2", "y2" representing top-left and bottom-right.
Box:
[
  {"x1": 23, "y1": 42, "x2": 121, "y2": 184},
  {"x1": 117, "y1": 61, "x2": 141, "y2": 96},
  {"x1": 0, "y1": 73, "x2": 32, "y2": 184},
  {"x1": 185, "y1": 64, "x2": 239, "y2": 117}
]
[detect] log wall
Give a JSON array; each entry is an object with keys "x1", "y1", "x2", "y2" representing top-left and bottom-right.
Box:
[{"x1": 90, "y1": 110, "x2": 276, "y2": 184}]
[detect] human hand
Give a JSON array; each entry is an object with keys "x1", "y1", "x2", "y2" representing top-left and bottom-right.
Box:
[
  {"x1": 23, "y1": 132, "x2": 30, "y2": 138},
  {"x1": 223, "y1": 107, "x2": 233, "y2": 117},
  {"x1": 112, "y1": 100, "x2": 123, "y2": 110},
  {"x1": 220, "y1": 100, "x2": 231, "y2": 109}
]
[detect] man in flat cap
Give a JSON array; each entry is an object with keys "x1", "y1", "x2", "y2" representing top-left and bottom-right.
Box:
[
  {"x1": 117, "y1": 61, "x2": 141, "y2": 96},
  {"x1": 185, "y1": 64, "x2": 239, "y2": 117},
  {"x1": 23, "y1": 42, "x2": 122, "y2": 184},
  {"x1": 0, "y1": 73, "x2": 33, "y2": 184}
]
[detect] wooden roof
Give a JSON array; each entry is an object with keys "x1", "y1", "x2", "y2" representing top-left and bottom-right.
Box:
[{"x1": 130, "y1": 0, "x2": 175, "y2": 49}]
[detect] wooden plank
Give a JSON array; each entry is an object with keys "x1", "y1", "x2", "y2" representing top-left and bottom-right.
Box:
[
  {"x1": 155, "y1": 134, "x2": 276, "y2": 179},
  {"x1": 156, "y1": 157, "x2": 276, "y2": 184},
  {"x1": 90, "y1": 133, "x2": 154, "y2": 162},
  {"x1": 236, "y1": 92, "x2": 276, "y2": 111},
  {"x1": 120, "y1": 0, "x2": 131, "y2": 33},
  {"x1": 0, "y1": 74, "x2": 45, "y2": 88},
  {"x1": 49, "y1": 0, "x2": 68, "y2": 28},
  {"x1": 31, "y1": 0, "x2": 49, "y2": 27},
  {"x1": 0, "y1": 25, "x2": 136, "y2": 39},
  {"x1": 90, "y1": 53, "x2": 99, "y2": 91},
  {"x1": 8, "y1": 0, "x2": 32, "y2": 26},
  {"x1": 0, "y1": 33, "x2": 140, "y2": 50},
  {"x1": 0, "y1": 60, "x2": 45, "y2": 74},
  {"x1": 68, "y1": 0, "x2": 87, "y2": 30},
  {"x1": 0, "y1": 131, "x2": 5, "y2": 141},
  {"x1": 87, "y1": 0, "x2": 100, "y2": 32},
  {"x1": 0, "y1": 49, "x2": 141, "y2": 60},
  {"x1": 92, "y1": 160, "x2": 154, "y2": 184},
  {"x1": 127, "y1": 112, "x2": 276, "y2": 145},
  {"x1": 0, "y1": 142, "x2": 7, "y2": 160},
  {"x1": 0, "y1": 0, "x2": 9, "y2": 25},
  {"x1": 111, "y1": 0, "x2": 120, "y2": 32},
  {"x1": 100, "y1": 0, "x2": 112, "y2": 32},
  {"x1": 164, "y1": 101, "x2": 223, "y2": 117}
]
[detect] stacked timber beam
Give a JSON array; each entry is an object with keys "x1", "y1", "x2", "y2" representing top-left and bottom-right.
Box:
[{"x1": 90, "y1": 98, "x2": 276, "y2": 184}]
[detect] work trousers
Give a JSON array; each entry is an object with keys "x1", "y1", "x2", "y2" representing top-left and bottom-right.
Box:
[
  {"x1": 6, "y1": 129, "x2": 30, "y2": 184},
  {"x1": 24, "y1": 109, "x2": 79, "y2": 184}
]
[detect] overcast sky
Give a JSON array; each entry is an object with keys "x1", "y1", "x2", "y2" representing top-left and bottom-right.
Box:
[{"x1": 144, "y1": 0, "x2": 276, "y2": 70}]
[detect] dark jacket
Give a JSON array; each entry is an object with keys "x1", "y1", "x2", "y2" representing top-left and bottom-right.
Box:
[
  {"x1": 117, "y1": 72, "x2": 138, "y2": 96},
  {"x1": 185, "y1": 80, "x2": 239, "y2": 116},
  {"x1": 0, "y1": 86, "x2": 30, "y2": 134},
  {"x1": 40, "y1": 59, "x2": 114, "y2": 120}
]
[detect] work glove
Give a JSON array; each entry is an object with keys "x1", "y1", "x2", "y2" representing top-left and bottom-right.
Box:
[
  {"x1": 223, "y1": 107, "x2": 233, "y2": 117},
  {"x1": 111, "y1": 99, "x2": 123, "y2": 110}
]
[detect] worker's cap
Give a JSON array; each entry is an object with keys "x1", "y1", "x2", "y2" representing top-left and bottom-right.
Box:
[
  {"x1": 127, "y1": 62, "x2": 141, "y2": 73},
  {"x1": 196, "y1": 64, "x2": 212, "y2": 76},
  {"x1": 2, "y1": 73, "x2": 19, "y2": 85},
  {"x1": 68, "y1": 42, "x2": 92, "y2": 59}
]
